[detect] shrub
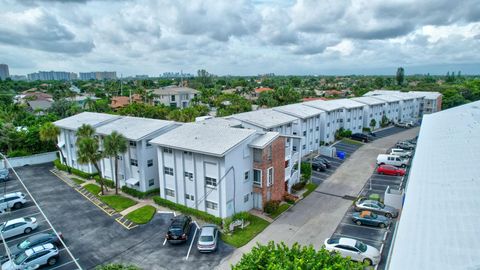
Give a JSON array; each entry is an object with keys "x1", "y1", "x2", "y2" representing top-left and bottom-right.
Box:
[
  {"x1": 121, "y1": 186, "x2": 160, "y2": 199},
  {"x1": 283, "y1": 194, "x2": 298, "y2": 204},
  {"x1": 263, "y1": 200, "x2": 280, "y2": 214},
  {"x1": 152, "y1": 196, "x2": 222, "y2": 225},
  {"x1": 291, "y1": 181, "x2": 306, "y2": 191},
  {"x1": 53, "y1": 159, "x2": 96, "y2": 179},
  {"x1": 7, "y1": 149, "x2": 30, "y2": 158},
  {"x1": 96, "y1": 263, "x2": 140, "y2": 270},
  {"x1": 94, "y1": 175, "x2": 115, "y2": 188},
  {"x1": 300, "y1": 162, "x2": 312, "y2": 182},
  {"x1": 362, "y1": 127, "x2": 371, "y2": 132}
]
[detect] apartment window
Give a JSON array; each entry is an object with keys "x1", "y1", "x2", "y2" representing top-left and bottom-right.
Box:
[
  {"x1": 267, "y1": 167, "x2": 274, "y2": 187},
  {"x1": 316, "y1": 139, "x2": 319, "y2": 143},
  {"x1": 129, "y1": 141, "x2": 136, "y2": 147},
  {"x1": 206, "y1": 200, "x2": 218, "y2": 210},
  {"x1": 327, "y1": 112, "x2": 330, "y2": 115},
  {"x1": 171, "y1": 95, "x2": 176, "y2": 101},
  {"x1": 369, "y1": 114, "x2": 373, "y2": 117},
  {"x1": 205, "y1": 177, "x2": 217, "y2": 188},
  {"x1": 130, "y1": 159, "x2": 138, "y2": 166},
  {"x1": 303, "y1": 131, "x2": 307, "y2": 136},
  {"x1": 287, "y1": 123, "x2": 291, "y2": 127},
  {"x1": 165, "y1": 188, "x2": 175, "y2": 197},
  {"x1": 164, "y1": 166, "x2": 174, "y2": 175},
  {"x1": 147, "y1": 159, "x2": 153, "y2": 167},
  {"x1": 146, "y1": 141, "x2": 152, "y2": 147},
  {"x1": 293, "y1": 132, "x2": 297, "y2": 135},
  {"x1": 244, "y1": 194, "x2": 249, "y2": 203},
  {"x1": 316, "y1": 126, "x2": 319, "y2": 131},
  {"x1": 244, "y1": 171, "x2": 250, "y2": 182},
  {"x1": 183, "y1": 151, "x2": 192, "y2": 156},
  {"x1": 148, "y1": 179, "x2": 154, "y2": 187},
  {"x1": 267, "y1": 145, "x2": 272, "y2": 160},
  {"x1": 184, "y1": 171, "x2": 193, "y2": 179},
  {"x1": 163, "y1": 148, "x2": 173, "y2": 154},
  {"x1": 253, "y1": 169, "x2": 262, "y2": 187},
  {"x1": 347, "y1": 118, "x2": 350, "y2": 122},
  {"x1": 327, "y1": 123, "x2": 330, "y2": 127},
  {"x1": 339, "y1": 119, "x2": 343, "y2": 123},
  {"x1": 253, "y1": 149, "x2": 262, "y2": 162},
  {"x1": 359, "y1": 116, "x2": 362, "y2": 119},
  {"x1": 302, "y1": 145, "x2": 306, "y2": 150},
  {"x1": 293, "y1": 146, "x2": 297, "y2": 152},
  {"x1": 185, "y1": 194, "x2": 194, "y2": 201},
  {"x1": 316, "y1": 115, "x2": 320, "y2": 119},
  {"x1": 348, "y1": 109, "x2": 351, "y2": 112}
]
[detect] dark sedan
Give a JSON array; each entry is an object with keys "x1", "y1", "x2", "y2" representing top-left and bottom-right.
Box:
[
  {"x1": 313, "y1": 156, "x2": 331, "y2": 168},
  {"x1": 350, "y1": 133, "x2": 372, "y2": 143},
  {"x1": 352, "y1": 211, "x2": 390, "y2": 228},
  {"x1": 311, "y1": 160, "x2": 327, "y2": 172}
]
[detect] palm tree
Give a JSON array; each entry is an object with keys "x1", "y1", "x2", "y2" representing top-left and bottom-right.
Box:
[
  {"x1": 40, "y1": 122, "x2": 71, "y2": 173},
  {"x1": 103, "y1": 131, "x2": 127, "y2": 195},
  {"x1": 76, "y1": 137, "x2": 106, "y2": 194},
  {"x1": 83, "y1": 97, "x2": 97, "y2": 112},
  {"x1": 76, "y1": 124, "x2": 96, "y2": 141}
]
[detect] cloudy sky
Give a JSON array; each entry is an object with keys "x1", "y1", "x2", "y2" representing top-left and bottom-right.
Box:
[{"x1": 1, "y1": 0, "x2": 479, "y2": 76}]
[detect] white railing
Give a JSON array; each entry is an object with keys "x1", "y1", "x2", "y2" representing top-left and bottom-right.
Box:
[{"x1": 285, "y1": 167, "x2": 291, "y2": 181}]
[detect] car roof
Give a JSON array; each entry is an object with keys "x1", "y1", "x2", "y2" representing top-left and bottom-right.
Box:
[
  {"x1": 4, "y1": 218, "x2": 27, "y2": 226},
  {"x1": 1, "y1": 192, "x2": 22, "y2": 199},
  {"x1": 360, "y1": 211, "x2": 372, "y2": 217},
  {"x1": 25, "y1": 233, "x2": 53, "y2": 242},
  {"x1": 362, "y1": 199, "x2": 379, "y2": 204},
  {"x1": 25, "y1": 243, "x2": 55, "y2": 256},
  {"x1": 200, "y1": 226, "x2": 215, "y2": 236},
  {"x1": 338, "y1": 237, "x2": 357, "y2": 246}
]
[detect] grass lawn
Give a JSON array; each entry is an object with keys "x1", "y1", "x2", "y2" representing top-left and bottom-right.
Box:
[
  {"x1": 342, "y1": 138, "x2": 363, "y2": 146},
  {"x1": 84, "y1": 184, "x2": 101, "y2": 195},
  {"x1": 72, "y1": 178, "x2": 85, "y2": 185},
  {"x1": 125, "y1": 205, "x2": 156, "y2": 224},
  {"x1": 303, "y1": 182, "x2": 318, "y2": 198},
  {"x1": 221, "y1": 215, "x2": 270, "y2": 248},
  {"x1": 100, "y1": 195, "x2": 137, "y2": 212},
  {"x1": 269, "y1": 203, "x2": 290, "y2": 219}
]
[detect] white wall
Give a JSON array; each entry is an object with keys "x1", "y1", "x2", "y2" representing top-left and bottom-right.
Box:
[
  {"x1": 1, "y1": 151, "x2": 57, "y2": 168},
  {"x1": 58, "y1": 129, "x2": 95, "y2": 174},
  {"x1": 342, "y1": 107, "x2": 364, "y2": 134},
  {"x1": 383, "y1": 102, "x2": 401, "y2": 123}
]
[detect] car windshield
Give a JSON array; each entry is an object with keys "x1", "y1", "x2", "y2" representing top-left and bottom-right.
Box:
[
  {"x1": 355, "y1": 241, "x2": 367, "y2": 253},
  {"x1": 13, "y1": 252, "x2": 28, "y2": 265},
  {"x1": 377, "y1": 202, "x2": 385, "y2": 208},
  {"x1": 18, "y1": 239, "x2": 31, "y2": 249},
  {"x1": 0, "y1": 222, "x2": 4, "y2": 231},
  {"x1": 371, "y1": 213, "x2": 378, "y2": 218},
  {"x1": 199, "y1": 235, "x2": 213, "y2": 242},
  {"x1": 169, "y1": 228, "x2": 183, "y2": 235}
]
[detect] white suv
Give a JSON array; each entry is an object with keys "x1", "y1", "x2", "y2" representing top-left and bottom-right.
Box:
[
  {"x1": 324, "y1": 237, "x2": 381, "y2": 265},
  {"x1": 0, "y1": 192, "x2": 27, "y2": 211},
  {"x1": 389, "y1": 148, "x2": 412, "y2": 158},
  {"x1": 2, "y1": 243, "x2": 59, "y2": 270}
]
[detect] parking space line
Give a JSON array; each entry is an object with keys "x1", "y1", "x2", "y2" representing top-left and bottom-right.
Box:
[
  {"x1": 185, "y1": 222, "x2": 199, "y2": 261},
  {"x1": 333, "y1": 233, "x2": 384, "y2": 245},
  {"x1": 163, "y1": 237, "x2": 167, "y2": 246},
  {"x1": 339, "y1": 222, "x2": 390, "y2": 232}
]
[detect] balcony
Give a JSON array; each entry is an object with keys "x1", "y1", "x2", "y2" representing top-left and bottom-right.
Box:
[{"x1": 289, "y1": 170, "x2": 299, "y2": 183}]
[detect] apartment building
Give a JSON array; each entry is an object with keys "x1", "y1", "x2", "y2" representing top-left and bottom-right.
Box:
[
  {"x1": 273, "y1": 103, "x2": 324, "y2": 154},
  {"x1": 369, "y1": 94, "x2": 402, "y2": 123},
  {"x1": 303, "y1": 100, "x2": 344, "y2": 144},
  {"x1": 410, "y1": 91, "x2": 442, "y2": 114},
  {"x1": 351, "y1": 96, "x2": 386, "y2": 130},
  {"x1": 150, "y1": 124, "x2": 291, "y2": 218},
  {"x1": 327, "y1": 99, "x2": 365, "y2": 134},
  {"x1": 54, "y1": 112, "x2": 121, "y2": 173},
  {"x1": 152, "y1": 86, "x2": 199, "y2": 108},
  {"x1": 96, "y1": 117, "x2": 179, "y2": 192}
]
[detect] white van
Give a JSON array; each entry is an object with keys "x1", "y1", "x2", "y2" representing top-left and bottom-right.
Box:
[
  {"x1": 377, "y1": 154, "x2": 408, "y2": 168},
  {"x1": 389, "y1": 148, "x2": 412, "y2": 158}
]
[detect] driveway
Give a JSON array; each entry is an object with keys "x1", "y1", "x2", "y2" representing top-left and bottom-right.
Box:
[{"x1": 216, "y1": 127, "x2": 420, "y2": 269}]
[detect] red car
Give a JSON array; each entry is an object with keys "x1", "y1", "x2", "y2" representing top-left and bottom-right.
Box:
[{"x1": 377, "y1": 165, "x2": 405, "y2": 176}]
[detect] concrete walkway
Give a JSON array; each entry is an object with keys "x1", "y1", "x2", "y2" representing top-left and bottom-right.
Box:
[{"x1": 216, "y1": 127, "x2": 419, "y2": 269}]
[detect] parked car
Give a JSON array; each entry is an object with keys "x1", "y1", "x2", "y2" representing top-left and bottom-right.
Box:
[
  {"x1": 376, "y1": 154, "x2": 409, "y2": 168},
  {"x1": 197, "y1": 224, "x2": 219, "y2": 252},
  {"x1": 324, "y1": 237, "x2": 381, "y2": 266},
  {"x1": 389, "y1": 148, "x2": 412, "y2": 158},
  {"x1": 311, "y1": 160, "x2": 327, "y2": 172},
  {"x1": 395, "y1": 121, "x2": 412, "y2": 128},
  {"x1": 352, "y1": 211, "x2": 391, "y2": 228},
  {"x1": 0, "y1": 169, "x2": 9, "y2": 183},
  {"x1": 354, "y1": 198, "x2": 398, "y2": 218},
  {"x1": 166, "y1": 215, "x2": 192, "y2": 244},
  {"x1": 377, "y1": 165, "x2": 405, "y2": 176},
  {"x1": 0, "y1": 232, "x2": 63, "y2": 264},
  {"x1": 350, "y1": 133, "x2": 371, "y2": 143},
  {"x1": 313, "y1": 156, "x2": 331, "y2": 168},
  {"x1": 395, "y1": 141, "x2": 415, "y2": 150},
  {"x1": 0, "y1": 217, "x2": 38, "y2": 240},
  {"x1": 1, "y1": 243, "x2": 59, "y2": 270},
  {"x1": 0, "y1": 192, "x2": 27, "y2": 211}
]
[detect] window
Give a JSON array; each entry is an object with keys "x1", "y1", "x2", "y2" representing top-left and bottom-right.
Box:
[
  {"x1": 171, "y1": 95, "x2": 176, "y2": 101},
  {"x1": 316, "y1": 115, "x2": 320, "y2": 119},
  {"x1": 244, "y1": 194, "x2": 249, "y2": 203},
  {"x1": 309, "y1": 128, "x2": 313, "y2": 132},
  {"x1": 302, "y1": 145, "x2": 306, "y2": 150},
  {"x1": 327, "y1": 123, "x2": 330, "y2": 127},
  {"x1": 183, "y1": 151, "x2": 192, "y2": 156},
  {"x1": 148, "y1": 179, "x2": 154, "y2": 187},
  {"x1": 129, "y1": 141, "x2": 136, "y2": 147},
  {"x1": 267, "y1": 167, "x2": 274, "y2": 187},
  {"x1": 117, "y1": 155, "x2": 123, "y2": 160},
  {"x1": 253, "y1": 169, "x2": 262, "y2": 187},
  {"x1": 359, "y1": 116, "x2": 362, "y2": 119},
  {"x1": 130, "y1": 159, "x2": 138, "y2": 166},
  {"x1": 244, "y1": 171, "x2": 249, "y2": 182},
  {"x1": 303, "y1": 131, "x2": 307, "y2": 136},
  {"x1": 164, "y1": 166, "x2": 174, "y2": 175},
  {"x1": 184, "y1": 171, "x2": 193, "y2": 179},
  {"x1": 316, "y1": 126, "x2": 319, "y2": 131},
  {"x1": 347, "y1": 118, "x2": 350, "y2": 122},
  {"x1": 185, "y1": 194, "x2": 194, "y2": 200},
  {"x1": 369, "y1": 114, "x2": 373, "y2": 117},
  {"x1": 316, "y1": 139, "x2": 319, "y2": 143},
  {"x1": 146, "y1": 141, "x2": 152, "y2": 147},
  {"x1": 165, "y1": 188, "x2": 175, "y2": 197},
  {"x1": 347, "y1": 109, "x2": 351, "y2": 112},
  {"x1": 147, "y1": 159, "x2": 153, "y2": 167},
  {"x1": 253, "y1": 148, "x2": 262, "y2": 162},
  {"x1": 293, "y1": 146, "x2": 297, "y2": 151},
  {"x1": 287, "y1": 123, "x2": 291, "y2": 127},
  {"x1": 267, "y1": 145, "x2": 272, "y2": 160},
  {"x1": 339, "y1": 119, "x2": 343, "y2": 123},
  {"x1": 205, "y1": 177, "x2": 217, "y2": 187},
  {"x1": 163, "y1": 148, "x2": 173, "y2": 154},
  {"x1": 293, "y1": 132, "x2": 297, "y2": 135},
  {"x1": 206, "y1": 200, "x2": 218, "y2": 210}
]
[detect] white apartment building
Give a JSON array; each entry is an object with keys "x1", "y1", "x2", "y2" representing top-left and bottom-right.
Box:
[
  {"x1": 54, "y1": 112, "x2": 121, "y2": 173},
  {"x1": 368, "y1": 94, "x2": 402, "y2": 123},
  {"x1": 351, "y1": 97, "x2": 386, "y2": 130},
  {"x1": 152, "y1": 86, "x2": 199, "y2": 108},
  {"x1": 410, "y1": 91, "x2": 442, "y2": 114},
  {"x1": 96, "y1": 117, "x2": 179, "y2": 192},
  {"x1": 327, "y1": 99, "x2": 365, "y2": 134},
  {"x1": 273, "y1": 103, "x2": 324, "y2": 155},
  {"x1": 303, "y1": 100, "x2": 344, "y2": 144}
]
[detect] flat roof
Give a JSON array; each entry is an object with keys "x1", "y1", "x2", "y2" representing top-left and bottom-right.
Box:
[
  {"x1": 229, "y1": 109, "x2": 298, "y2": 129},
  {"x1": 273, "y1": 103, "x2": 324, "y2": 119},
  {"x1": 152, "y1": 86, "x2": 199, "y2": 95},
  {"x1": 368, "y1": 94, "x2": 402, "y2": 103},
  {"x1": 388, "y1": 101, "x2": 480, "y2": 270},
  {"x1": 194, "y1": 117, "x2": 243, "y2": 128},
  {"x1": 54, "y1": 112, "x2": 120, "y2": 131},
  {"x1": 350, "y1": 96, "x2": 386, "y2": 105},
  {"x1": 249, "y1": 132, "x2": 279, "y2": 149},
  {"x1": 328, "y1": 99, "x2": 365, "y2": 109},
  {"x1": 303, "y1": 100, "x2": 344, "y2": 111},
  {"x1": 410, "y1": 91, "x2": 442, "y2": 99},
  {"x1": 150, "y1": 123, "x2": 256, "y2": 157},
  {"x1": 96, "y1": 116, "x2": 176, "y2": 140}
]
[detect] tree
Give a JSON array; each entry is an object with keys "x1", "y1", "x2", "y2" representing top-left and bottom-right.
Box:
[
  {"x1": 76, "y1": 124, "x2": 96, "y2": 140},
  {"x1": 77, "y1": 136, "x2": 105, "y2": 194},
  {"x1": 380, "y1": 114, "x2": 390, "y2": 127},
  {"x1": 233, "y1": 241, "x2": 364, "y2": 269},
  {"x1": 396, "y1": 67, "x2": 405, "y2": 86},
  {"x1": 369, "y1": 118, "x2": 377, "y2": 130},
  {"x1": 103, "y1": 131, "x2": 127, "y2": 194},
  {"x1": 39, "y1": 122, "x2": 70, "y2": 173}
]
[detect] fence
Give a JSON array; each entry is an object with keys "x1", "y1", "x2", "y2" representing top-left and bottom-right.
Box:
[{"x1": 0, "y1": 151, "x2": 57, "y2": 169}]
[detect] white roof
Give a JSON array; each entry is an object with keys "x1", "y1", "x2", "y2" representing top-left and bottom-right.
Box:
[
  {"x1": 410, "y1": 91, "x2": 442, "y2": 99},
  {"x1": 303, "y1": 100, "x2": 344, "y2": 111},
  {"x1": 249, "y1": 132, "x2": 279, "y2": 149},
  {"x1": 388, "y1": 101, "x2": 480, "y2": 270},
  {"x1": 152, "y1": 86, "x2": 199, "y2": 95},
  {"x1": 150, "y1": 124, "x2": 256, "y2": 157},
  {"x1": 194, "y1": 117, "x2": 243, "y2": 128},
  {"x1": 327, "y1": 99, "x2": 365, "y2": 109},
  {"x1": 368, "y1": 94, "x2": 402, "y2": 103},
  {"x1": 273, "y1": 103, "x2": 324, "y2": 119},
  {"x1": 350, "y1": 96, "x2": 386, "y2": 106},
  {"x1": 54, "y1": 112, "x2": 120, "y2": 131},
  {"x1": 96, "y1": 116, "x2": 176, "y2": 141},
  {"x1": 229, "y1": 109, "x2": 298, "y2": 129}
]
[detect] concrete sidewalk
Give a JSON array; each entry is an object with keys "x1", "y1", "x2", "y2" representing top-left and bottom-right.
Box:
[{"x1": 216, "y1": 127, "x2": 419, "y2": 269}]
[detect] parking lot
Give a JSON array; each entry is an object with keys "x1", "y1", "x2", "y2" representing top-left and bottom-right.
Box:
[{"x1": 4, "y1": 163, "x2": 233, "y2": 270}]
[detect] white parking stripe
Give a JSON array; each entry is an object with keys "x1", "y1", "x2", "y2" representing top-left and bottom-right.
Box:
[
  {"x1": 163, "y1": 237, "x2": 167, "y2": 246},
  {"x1": 185, "y1": 225, "x2": 198, "y2": 261},
  {"x1": 333, "y1": 233, "x2": 384, "y2": 245}
]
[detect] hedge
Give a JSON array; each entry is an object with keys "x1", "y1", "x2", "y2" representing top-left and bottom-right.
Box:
[
  {"x1": 152, "y1": 196, "x2": 222, "y2": 225},
  {"x1": 121, "y1": 186, "x2": 159, "y2": 199},
  {"x1": 93, "y1": 175, "x2": 115, "y2": 188},
  {"x1": 53, "y1": 159, "x2": 97, "y2": 179}
]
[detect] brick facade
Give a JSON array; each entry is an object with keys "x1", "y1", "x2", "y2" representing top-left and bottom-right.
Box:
[{"x1": 252, "y1": 136, "x2": 286, "y2": 208}]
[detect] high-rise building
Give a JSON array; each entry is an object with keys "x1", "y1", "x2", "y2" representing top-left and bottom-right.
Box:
[
  {"x1": 27, "y1": 71, "x2": 77, "y2": 81},
  {"x1": 0, "y1": 64, "x2": 9, "y2": 80},
  {"x1": 79, "y1": 71, "x2": 117, "y2": 80}
]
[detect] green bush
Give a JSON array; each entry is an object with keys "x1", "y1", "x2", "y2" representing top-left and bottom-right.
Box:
[
  {"x1": 300, "y1": 162, "x2": 312, "y2": 182},
  {"x1": 362, "y1": 127, "x2": 371, "y2": 132},
  {"x1": 335, "y1": 128, "x2": 352, "y2": 140},
  {"x1": 93, "y1": 175, "x2": 115, "y2": 188},
  {"x1": 263, "y1": 200, "x2": 280, "y2": 214},
  {"x1": 72, "y1": 178, "x2": 85, "y2": 185},
  {"x1": 302, "y1": 183, "x2": 318, "y2": 198},
  {"x1": 96, "y1": 263, "x2": 141, "y2": 270},
  {"x1": 291, "y1": 181, "x2": 306, "y2": 191},
  {"x1": 152, "y1": 196, "x2": 222, "y2": 225},
  {"x1": 53, "y1": 159, "x2": 96, "y2": 179},
  {"x1": 7, "y1": 149, "x2": 30, "y2": 157},
  {"x1": 121, "y1": 186, "x2": 159, "y2": 199}
]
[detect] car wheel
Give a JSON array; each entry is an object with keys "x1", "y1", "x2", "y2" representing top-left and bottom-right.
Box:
[
  {"x1": 401, "y1": 164, "x2": 406, "y2": 168},
  {"x1": 385, "y1": 213, "x2": 392, "y2": 218},
  {"x1": 13, "y1": 202, "x2": 22, "y2": 209},
  {"x1": 47, "y1": 256, "x2": 58, "y2": 266},
  {"x1": 24, "y1": 227, "x2": 32, "y2": 234},
  {"x1": 356, "y1": 221, "x2": 362, "y2": 226},
  {"x1": 363, "y1": 258, "x2": 373, "y2": 266},
  {"x1": 379, "y1": 223, "x2": 386, "y2": 228}
]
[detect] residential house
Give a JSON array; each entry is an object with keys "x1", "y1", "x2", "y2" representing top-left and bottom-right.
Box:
[
  {"x1": 350, "y1": 96, "x2": 386, "y2": 130},
  {"x1": 110, "y1": 94, "x2": 142, "y2": 109},
  {"x1": 303, "y1": 100, "x2": 344, "y2": 144},
  {"x1": 152, "y1": 86, "x2": 199, "y2": 108}
]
